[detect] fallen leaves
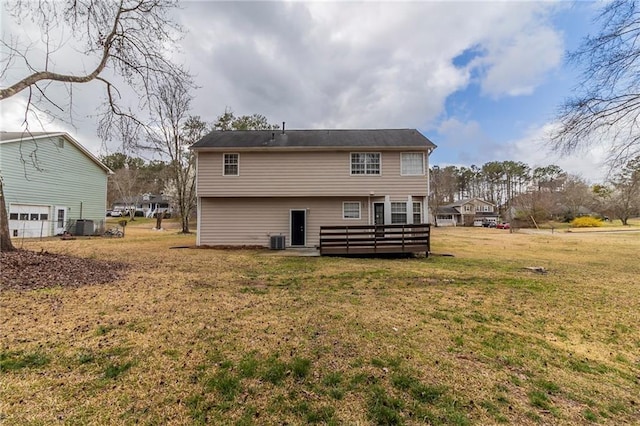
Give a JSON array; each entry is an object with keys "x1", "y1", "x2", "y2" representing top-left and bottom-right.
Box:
[{"x1": 0, "y1": 249, "x2": 127, "y2": 291}]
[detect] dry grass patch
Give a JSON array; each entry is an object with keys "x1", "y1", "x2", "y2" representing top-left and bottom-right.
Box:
[{"x1": 1, "y1": 222, "x2": 639, "y2": 424}]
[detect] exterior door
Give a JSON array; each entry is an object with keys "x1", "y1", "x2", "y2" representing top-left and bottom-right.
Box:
[
  {"x1": 374, "y1": 203, "x2": 385, "y2": 225},
  {"x1": 290, "y1": 210, "x2": 306, "y2": 246},
  {"x1": 374, "y1": 202, "x2": 385, "y2": 237},
  {"x1": 55, "y1": 206, "x2": 67, "y2": 235}
]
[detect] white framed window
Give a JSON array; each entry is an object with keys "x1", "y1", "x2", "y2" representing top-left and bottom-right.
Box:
[
  {"x1": 351, "y1": 153, "x2": 381, "y2": 175},
  {"x1": 391, "y1": 202, "x2": 407, "y2": 224},
  {"x1": 401, "y1": 152, "x2": 425, "y2": 175},
  {"x1": 413, "y1": 202, "x2": 422, "y2": 224},
  {"x1": 464, "y1": 205, "x2": 471, "y2": 212},
  {"x1": 343, "y1": 202, "x2": 361, "y2": 219},
  {"x1": 223, "y1": 153, "x2": 239, "y2": 176}
]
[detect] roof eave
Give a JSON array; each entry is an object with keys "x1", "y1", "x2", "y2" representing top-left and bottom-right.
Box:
[{"x1": 191, "y1": 145, "x2": 434, "y2": 152}]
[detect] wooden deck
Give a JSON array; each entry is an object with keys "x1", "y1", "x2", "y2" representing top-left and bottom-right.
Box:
[{"x1": 319, "y1": 224, "x2": 431, "y2": 256}]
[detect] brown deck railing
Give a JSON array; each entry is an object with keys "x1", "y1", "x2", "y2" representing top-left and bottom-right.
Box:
[{"x1": 319, "y1": 223, "x2": 431, "y2": 256}]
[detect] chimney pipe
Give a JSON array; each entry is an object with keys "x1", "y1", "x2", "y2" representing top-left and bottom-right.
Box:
[{"x1": 282, "y1": 122, "x2": 285, "y2": 134}]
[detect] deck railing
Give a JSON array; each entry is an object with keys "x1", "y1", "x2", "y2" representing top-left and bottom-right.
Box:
[{"x1": 319, "y1": 223, "x2": 431, "y2": 256}]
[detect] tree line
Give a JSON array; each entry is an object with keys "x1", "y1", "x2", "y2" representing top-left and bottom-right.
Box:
[{"x1": 429, "y1": 158, "x2": 640, "y2": 225}]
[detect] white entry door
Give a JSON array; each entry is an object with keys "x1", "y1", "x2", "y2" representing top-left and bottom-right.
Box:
[{"x1": 54, "y1": 206, "x2": 68, "y2": 235}]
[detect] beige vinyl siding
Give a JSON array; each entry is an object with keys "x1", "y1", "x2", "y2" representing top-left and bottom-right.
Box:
[
  {"x1": 196, "y1": 150, "x2": 427, "y2": 198},
  {"x1": 199, "y1": 197, "x2": 370, "y2": 247}
]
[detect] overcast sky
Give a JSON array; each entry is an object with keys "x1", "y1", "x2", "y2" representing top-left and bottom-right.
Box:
[{"x1": 1, "y1": 1, "x2": 609, "y2": 182}]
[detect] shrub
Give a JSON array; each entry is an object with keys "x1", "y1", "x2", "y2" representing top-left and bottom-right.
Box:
[{"x1": 570, "y1": 216, "x2": 603, "y2": 228}]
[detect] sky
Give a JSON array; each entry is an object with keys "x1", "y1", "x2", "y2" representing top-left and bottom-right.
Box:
[{"x1": 0, "y1": 1, "x2": 610, "y2": 182}]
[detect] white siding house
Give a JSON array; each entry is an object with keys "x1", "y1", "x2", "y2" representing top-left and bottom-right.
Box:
[{"x1": 0, "y1": 132, "x2": 112, "y2": 238}]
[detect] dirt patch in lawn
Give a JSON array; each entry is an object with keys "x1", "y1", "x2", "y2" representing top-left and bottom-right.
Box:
[{"x1": 0, "y1": 249, "x2": 128, "y2": 291}]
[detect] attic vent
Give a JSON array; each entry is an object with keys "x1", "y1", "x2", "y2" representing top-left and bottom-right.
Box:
[
  {"x1": 270, "y1": 235, "x2": 285, "y2": 250},
  {"x1": 57, "y1": 137, "x2": 64, "y2": 148}
]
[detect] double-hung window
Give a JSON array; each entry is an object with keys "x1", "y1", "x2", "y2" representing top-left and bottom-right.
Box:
[
  {"x1": 351, "y1": 153, "x2": 381, "y2": 175},
  {"x1": 223, "y1": 153, "x2": 239, "y2": 176},
  {"x1": 401, "y1": 152, "x2": 424, "y2": 176},
  {"x1": 343, "y1": 202, "x2": 361, "y2": 219},
  {"x1": 391, "y1": 202, "x2": 407, "y2": 224}
]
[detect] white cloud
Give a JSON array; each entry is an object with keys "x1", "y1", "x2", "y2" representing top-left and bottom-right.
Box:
[
  {"x1": 2, "y1": 1, "x2": 568, "y2": 157},
  {"x1": 180, "y1": 2, "x2": 565, "y2": 129},
  {"x1": 468, "y1": 3, "x2": 564, "y2": 97},
  {"x1": 506, "y1": 122, "x2": 609, "y2": 183}
]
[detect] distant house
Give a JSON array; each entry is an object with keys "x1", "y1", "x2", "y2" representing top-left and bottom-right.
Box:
[
  {"x1": 435, "y1": 198, "x2": 499, "y2": 227},
  {"x1": 0, "y1": 132, "x2": 111, "y2": 237},
  {"x1": 191, "y1": 129, "x2": 436, "y2": 248},
  {"x1": 112, "y1": 193, "x2": 172, "y2": 217}
]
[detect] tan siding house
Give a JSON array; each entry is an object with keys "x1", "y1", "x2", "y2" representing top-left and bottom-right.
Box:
[{"x1": 191, "y1": 129, "x2": 436, "y2": 249}]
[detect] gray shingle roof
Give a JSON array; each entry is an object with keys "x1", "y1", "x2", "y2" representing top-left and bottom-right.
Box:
[
  {"x1": 436, "y1": 207, "x2": 459, "y2": 215},
  {"x1": 191, "y1": 129, "x2": 436, "y2": 150}
]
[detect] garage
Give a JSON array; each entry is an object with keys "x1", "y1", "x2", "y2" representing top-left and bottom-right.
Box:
[{"x1": 9, "y1": 204, "x2": 51, "y2": 238}]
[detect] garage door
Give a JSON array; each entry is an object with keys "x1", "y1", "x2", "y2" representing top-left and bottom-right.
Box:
[{"x1": 9, "y1": 204, "x2": 51, "y2": 238}]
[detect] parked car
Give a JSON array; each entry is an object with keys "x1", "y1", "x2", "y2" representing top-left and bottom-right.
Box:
[
  {"x1": 482, "y1": 220, "x2": 496, "y2": 228},
  {"x1": 110, "y1": 209, "x2": 123, "y2": 217},
  {"x1": 496, "y1": 222, "x2": 510, "y2": 229}
]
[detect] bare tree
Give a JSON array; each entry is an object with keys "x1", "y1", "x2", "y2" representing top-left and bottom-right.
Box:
[
  {"x1": 0, "y1": 0, "x2": 189, "y2": 251},
  {"x1": 429, "y1": 166, "x2": 458, "y2": 227},
  {"x1": 609, "y1": 155, "x2": 640, "y2": 225},
  {"x1": 558, "y1": 175, "x2": 593, "y2": 221},
  {"x1": 552, "y1": 1, "x2": 640, "y2": 167},
  {"x1": 145, "y1": 84, "x2": 207, "y2": 233}
]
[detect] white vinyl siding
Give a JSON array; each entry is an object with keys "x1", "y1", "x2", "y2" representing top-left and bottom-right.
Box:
[
  {"x1": 401, "y1": 152, "x2": 425, "y2": 176},
  {"x1": 391, "y1": 202, "x2": 407, "y2": 224},
  {"x1": 343, "y1": 202, "x2": 361, "y2": 219},
  {"x1": 350, "y1": 153, "x2": 381, "y2": 175},
  {"x1": 223, "y1": 153, "x2": 239, "y2": 176}
]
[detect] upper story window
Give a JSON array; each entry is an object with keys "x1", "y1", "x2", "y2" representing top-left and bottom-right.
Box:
[
  {"x1": 351, "y1": 153, "x2": 380, "y2": 175},
  {"x1": 343, "y1": 202, "x2": 361, "y2": 219},
  {"x1": 401, "y1": 152, "x2": 424, "y2": 175},
  {"x1": 223, "y1": 153, "x2": 239, "y2": 176}
]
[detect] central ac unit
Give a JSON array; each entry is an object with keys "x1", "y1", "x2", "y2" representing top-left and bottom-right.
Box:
[{"x1": 270, "y1": 235, "x2": 285, "y2": 250}]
